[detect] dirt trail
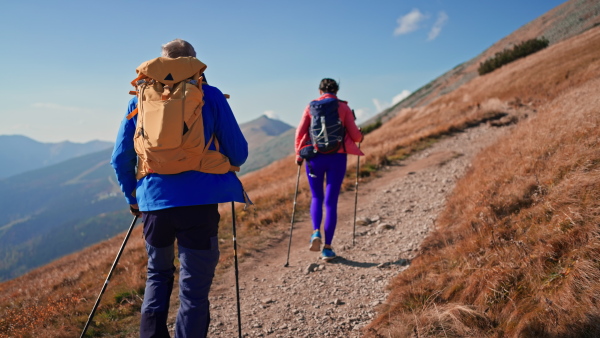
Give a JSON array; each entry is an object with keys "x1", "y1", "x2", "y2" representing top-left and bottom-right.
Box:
[{"x1": 175, "y1": 123, "x2": 511, "y2": 337}]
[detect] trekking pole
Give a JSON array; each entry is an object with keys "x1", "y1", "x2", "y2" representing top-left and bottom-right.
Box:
[
  {"x1": 81, "y1": 215, "x2": 139, "y2": 338},
  {"x1": 231, "y1": 202, "x2": 242, "y2": 338},
  {"x1": 352, "y1": 144, "x2": 361, "y2": 246},
  {"x1": 284, "y1": 165, "x2": 302, "y2": 267}
]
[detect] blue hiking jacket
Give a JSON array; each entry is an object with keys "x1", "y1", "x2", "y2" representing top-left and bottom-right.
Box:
[{"x1": 111, "y1": 84, "x2": 248, "y2": 211}]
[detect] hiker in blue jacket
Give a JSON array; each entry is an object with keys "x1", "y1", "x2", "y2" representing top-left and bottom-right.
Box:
[{"x1": 111, "y1": 39, "x2": 248, "y2": 338}]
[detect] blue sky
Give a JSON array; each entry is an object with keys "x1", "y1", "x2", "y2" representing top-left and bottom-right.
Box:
[{"x1": 0, "y1": 0, "x2": 566, "y2": 143}]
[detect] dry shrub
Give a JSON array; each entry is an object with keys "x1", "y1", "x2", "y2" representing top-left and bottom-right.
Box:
[
  {"x1": 414, "y1": 304, "x2": 492, "y2": 337},
  {"x1": 366, "y1": 27, "x2": 600, "y2": 338}
]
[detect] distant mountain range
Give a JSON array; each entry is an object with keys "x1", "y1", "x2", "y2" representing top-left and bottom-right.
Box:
[
  {"x1": 0, "y1": 115, "x2": 290, "y2": 182},
  {"x1": 240, "y1": 114, "x2": 293, "y2": 150},
  {"x1": 0, "y1": 148, "x2": 130, "y2": 281},
  {"x1": 0, "y1": 135, "x2": 113, "y2": 179},
  {"x1": 239, "y1": 115, "x2": 294, "y2": 175},
  {"x1": 240, "y1": 128, "x2": 295, "y2": 175}
]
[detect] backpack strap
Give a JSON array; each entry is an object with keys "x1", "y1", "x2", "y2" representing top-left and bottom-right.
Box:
[
  {"x1": 126, "y1": 73, "x2": 149, "y2": 120},
  {"x1": 126, "y1": 107, "x2": 138, "y2": 120},
  {"x1": 130, "y1": 73, "x2": 146, "y2": 87},
  {"x1": 342, "y1": 127, "x2": 347, "y2": 153},
  {"x1": 337, "y1": 99, "x2": 348, "y2": 153},
  {"x1": 213, "y1": 135, "x2": 220, "y2": 151},
  {"x1": 205, "y1": 134, "x2": 241, "y2": 172},
  {"x1": 306, "y1": 160, "x2": 317, "y2": 178}
]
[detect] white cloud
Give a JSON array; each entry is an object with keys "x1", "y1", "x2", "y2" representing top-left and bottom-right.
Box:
[
  {"x1": 428, "y1": 11, "x2": 448, "y2": 41},
  {"x1": 263, "y1": 110, "x2": 280, "y2": 120},
  {"x1": 372, "y1": 99, "x2": 387, "y2": 113},
  {"x1": 394, "y1": 9, "x2": 427, "y2": 36},
  {"x1": 392, "y1": 90, "x2": 411, "y2": 105},
  {"x1": 373, "y1": 90, "x2": 412, "y2": 113},
  {"x1": 353, "y1": 108, "x2": 371, "y2": 121}
]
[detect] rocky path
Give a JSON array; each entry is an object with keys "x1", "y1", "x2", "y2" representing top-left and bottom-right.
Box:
[{"x1": 197, "y1": 123, "x2": 509, "y2": 337}]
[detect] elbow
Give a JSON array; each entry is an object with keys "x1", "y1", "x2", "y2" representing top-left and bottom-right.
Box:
[
  {"x1": 237, "y1": 149, "x2": 249, "y2": 167},
  {"x1": 229, "y1": 145, "x2": 249, "y2": 167},
  {"x1": 110, "y1": 151, "x2": 127, "y2": 171},
  {"x1": 110, "y1": 156, "x2": 120, "y2": 171}
]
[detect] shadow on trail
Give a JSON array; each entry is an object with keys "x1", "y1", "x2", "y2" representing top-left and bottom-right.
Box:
[
  {"x1": 329, "y1": 257, "x2": 378, "y2": 268},
  {"x1": 329, "y1": 257, "x2": 411, "y2": 268}
]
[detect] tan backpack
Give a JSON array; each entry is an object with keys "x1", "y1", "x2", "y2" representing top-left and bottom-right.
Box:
[{"x1": 127, "y1": 57, "x2": 239, "y2": 179}]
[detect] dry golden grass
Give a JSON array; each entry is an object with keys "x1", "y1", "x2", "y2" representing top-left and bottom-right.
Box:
[
  {"x1": 1, "y1": 20, "x2": 599, "y2": 338},
  {"x1": 0, "y1": 221, "x2": 147, "y2": 337},
  {"x1": 365, "y1": 26, "x2": 600, "y2": 338}
]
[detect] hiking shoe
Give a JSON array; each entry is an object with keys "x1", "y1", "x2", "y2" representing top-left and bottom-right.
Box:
[
  {"x1": 321, "y1": 248, "x2": 336, "y2": 261},
  {"x1": 309, "y1": 231, "x2": 322, "y2": 252}
]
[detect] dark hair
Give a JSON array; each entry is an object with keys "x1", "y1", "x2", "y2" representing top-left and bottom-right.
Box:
[
  {"x1": 161, "y1": 39, "x2": 196, "y2": 58},
  {"x1": 319, "y1": 78, "x2": 339, "y2": 94}
]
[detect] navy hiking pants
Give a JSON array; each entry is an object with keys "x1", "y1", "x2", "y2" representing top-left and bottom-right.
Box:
[{"x1": 140, "y1": 204, "x2": 220, "y2": 338}]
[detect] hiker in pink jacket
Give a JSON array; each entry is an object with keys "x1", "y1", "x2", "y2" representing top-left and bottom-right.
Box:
[{"x1": 295, "y1": 78, "x2": 364, "y2": 260}]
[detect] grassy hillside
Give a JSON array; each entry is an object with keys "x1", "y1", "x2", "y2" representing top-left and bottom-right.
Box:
[
  {"x1": 0, "y1": 149, "x2": 130, "y2": 282},
  {"x1": 364, "y1": 23, "x2": 600, "y2": 338}
]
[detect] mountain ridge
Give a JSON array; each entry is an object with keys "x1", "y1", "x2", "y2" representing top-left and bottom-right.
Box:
[
  {"x1": 0, "y1": 148, "x2": 129, "y2": 281},
  {"x1": 239, "y1": 114, "x2": 294, "y2": 175},
  {"x1": 0, "y1": 134, "x2": 113, "y2": 179},
  {"x1": 240, "y1": 114, "x2": 293, "y2": 151}
]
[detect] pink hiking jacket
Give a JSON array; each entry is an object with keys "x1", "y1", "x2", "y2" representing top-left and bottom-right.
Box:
[{"x1": 295, "y1": 93, "x2": 364, "y2": 162}]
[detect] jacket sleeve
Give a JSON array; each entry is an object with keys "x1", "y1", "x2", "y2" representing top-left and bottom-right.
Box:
[
  {"x1": 295, "y1": 106, "x2": 311, "y2": 156},
  {"x1": 340, "y1": 101, "x2": 363, "y2": 143},
  {"x1": 209, "y1": 86, "x2": 248, "y2": 167},
  {"x1": 110, "y1": 98, "x2": 138, "y2": 205}
]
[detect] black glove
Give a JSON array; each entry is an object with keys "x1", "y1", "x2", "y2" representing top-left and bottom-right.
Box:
[{"x1": 129, "y1": 205, "x2": 142, "y2": 217}]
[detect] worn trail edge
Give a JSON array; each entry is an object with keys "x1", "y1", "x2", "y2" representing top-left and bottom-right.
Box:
[{"x1": 202, "y1": 124, "x2": 509, "y2": 337}]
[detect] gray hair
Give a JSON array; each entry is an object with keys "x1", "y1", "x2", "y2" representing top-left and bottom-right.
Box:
[{"x1": 161, "y1": 39, "x2": 196, "y2": 58}]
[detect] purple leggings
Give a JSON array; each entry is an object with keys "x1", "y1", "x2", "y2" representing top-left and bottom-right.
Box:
[{"x1": 306, "y1": 153, "x2": 347, "y2": 245}]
